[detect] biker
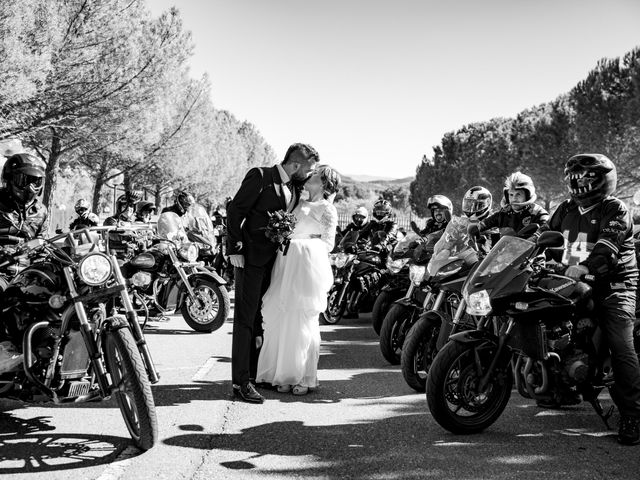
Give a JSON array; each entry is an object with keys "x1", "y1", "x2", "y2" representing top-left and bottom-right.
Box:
[
  {"x1": 432, "y1": 186, "x2": 493, "y2": 261},
  {"x1": 468, "y1": 172, "x2": 548, "y2": 239},
  {"x1": 419, "y1": 195, "x2": 453, "y2": 235},
  {"x1": 103, "y1": 193, "x2": 139, "y2": 258},
  {"x1": 0, "y1": 153, "x2": 47, "y2": 373},
  {"x1": 69, "y1": 198, "x2": 99, "y2": 230},
  {"x1": 341, "y1": 206, "x2": 369, "y2": 236},
  {"x1": 357, "y1": 199, "x2": 398, "y2": 252},
  {"x1": 540, "y1": 153, "x2": 640, "y2": 446},
  {"x1": 135, "y1": 201, "x2": 157, "y2": 224},
  {"x1": 161, "y1": 191, "x2": 194, "y2": 217}
]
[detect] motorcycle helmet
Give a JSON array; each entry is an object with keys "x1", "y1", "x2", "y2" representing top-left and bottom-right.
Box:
[
  {"x1": 352, "y1": 206, "x2": 369, "y2": 227},
  {"x1": 564, "y1": 153, "x2": 616, "y2": 208},
  {"x1": 372, "y1": 199, "x2": 392, "y2": 221},
  {"x1": 115, "y1": 194, "x2": 136, "y2": 215},
  {"x1": 136, "y1": 201, "x2": 156, "y2": 222},
  {"x1": 2, "y1": 153, "x2": 46, "y2": 203},
  {"x1": 75, "y1": 198, "x2": 90, "y2": 218},
  {"x1": 175, "y1": 191, "x2": 195, "y2": 214},
  {"x1": 462, "y1": 186, "x2": 492, "y2": 221},
  {"x1": 426, "y1": 195, "x2": 453, "y2": 222},
  {"x1": 503, "y1": 172, "x2": 537, "y2": 210}
]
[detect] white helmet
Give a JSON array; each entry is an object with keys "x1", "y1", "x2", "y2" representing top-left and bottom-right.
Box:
[{"x1": 503, "y1": 172, "x2": 537, "y2": 209}]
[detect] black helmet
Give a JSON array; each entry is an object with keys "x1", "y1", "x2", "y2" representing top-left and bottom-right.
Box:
[
  {"x1": 426, "y1": 195, "x2": 453, "y2": 222},
  {"x1": 564, "y1": 153, "x2": 616, "y2": 207},
  {"x1": 137, "y1": 201, "x2": 157, "y2": 215},
  {"x1": 372, "y1": 199, "x2": 392, "y2": 221},
  {"x1": 115, "y1": 194, "x2": 136, "y2": 214},
  {"x1": 462, "y1": 186, "x2": 492, "y2": 221},
  {"x1": 2, "y1": 153, "x2": 46, "y2": 203},
  {"x1": 175, "y1": 191, "x2": 195, "y2": 214}
]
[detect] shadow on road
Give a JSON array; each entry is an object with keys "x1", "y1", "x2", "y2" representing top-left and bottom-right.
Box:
[
  {"x1": 162, "y1": 405, "x2": 629, "y2": 480},
  {"x1": 0, "y1": 411, "x2": 134, "y2": 474}
]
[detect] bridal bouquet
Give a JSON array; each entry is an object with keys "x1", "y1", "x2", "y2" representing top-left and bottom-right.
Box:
[{"x1": 264, "y1": 210, "x2": 297, "y2": 254}]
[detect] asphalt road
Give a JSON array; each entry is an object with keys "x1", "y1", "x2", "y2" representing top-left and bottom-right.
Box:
[{"x1": 1, "y1": 295, "x2": 639, "y2": 480}]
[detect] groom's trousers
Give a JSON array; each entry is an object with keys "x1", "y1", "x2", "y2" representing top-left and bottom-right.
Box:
[{"x1": 231, "y1": 259, "x2": 275, "y2": 386}]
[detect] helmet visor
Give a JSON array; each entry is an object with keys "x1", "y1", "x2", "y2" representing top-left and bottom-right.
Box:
[
  {"x1": 462, "y1": 197, "x2": 489, "y2": 213},
  {"x1": 14, "y1": 173, "x2": 44, "y2": 189}
]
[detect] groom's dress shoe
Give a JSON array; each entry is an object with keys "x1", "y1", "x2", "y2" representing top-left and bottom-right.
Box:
[{"x1": 233, "y1": 382, "x2": 265, "y2": 404}]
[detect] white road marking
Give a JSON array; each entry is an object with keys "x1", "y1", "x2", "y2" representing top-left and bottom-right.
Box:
[
  {"x1": 191, "y1": 357, "x2": 217, "y2": 382},
  {"x1": 94, "y1": 445, "x2": 139, "y2": 480}
]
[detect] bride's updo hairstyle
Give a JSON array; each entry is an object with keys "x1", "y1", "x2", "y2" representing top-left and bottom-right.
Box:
[{"x1": 317, "y1": 165, "x2": 341, "y2": 200}]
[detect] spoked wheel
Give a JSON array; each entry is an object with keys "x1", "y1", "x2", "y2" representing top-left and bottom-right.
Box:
[
  {"x1": 321, "y1": 286, "x2": 346, "y2": 325},
  {"x1": 103, "y1": 328, "x2": 157, "y2": 450},
  {"x1": 182, "y1": 280, "x2": 230, "y2": 332},
  {"x1": 401, "y1": 315, "x2": 440, "y2": 392},
  {"x1": 379, "y1": 304, "x2": 413, "y2": 365},
  {"x1": 426, "y1": 340, "x2": 512, "y2": 434}
]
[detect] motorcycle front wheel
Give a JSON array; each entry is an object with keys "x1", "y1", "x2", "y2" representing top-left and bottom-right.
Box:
[
  {"x1": 321, "y1": 285, "x2": 346, "y2": 325},
  {"x1": 182, "y1": 280, "x2": 231, "y2": 332},
  {"x1": 426, "y1": 339, "x2": 512, "y2": 434},
  {"x1": 103, "y1": 328, "x2": 158, "y2": 450},
  {"x1": 401, "y1": 314, "x2": 440, "y2": 392},
  {"x1": 379, "y1": 303, "x2": 413, "y2": 365},
  {"x1": 371, "y1": 290, "x2": 401, "y2": 336}
]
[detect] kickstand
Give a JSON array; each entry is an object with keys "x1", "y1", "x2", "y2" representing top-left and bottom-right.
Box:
[{"x1": 589, "y1": 398, "x2": 615, "y2": 430}]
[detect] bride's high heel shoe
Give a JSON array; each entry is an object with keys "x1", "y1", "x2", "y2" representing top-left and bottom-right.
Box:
[
  {"x1": 292, "y1": 385, "x2": 309, "y2": 396},
  {"x1": 277, "y1": 385, "x2": 292, "y2": 393}
]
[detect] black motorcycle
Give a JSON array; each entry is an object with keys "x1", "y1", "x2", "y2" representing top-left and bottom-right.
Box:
[
  {"x1": 0, "y1": 227, "x2": 159, "y2": 450},
  {"x1": 427, "y1": 232, "x2": 631, "y2": 434},
  {"x1": 321, "y1": 231, "x2": 385, "y2": 325},
  {"x1": 399, "y1": 247, "x2": 479, "y2": 390},
  {"x1": 370, "y1": 232, "x2": 417, "y2": 335},
  {"x1": 124, "y1": 211, "x2": 230, "y2": 332}
]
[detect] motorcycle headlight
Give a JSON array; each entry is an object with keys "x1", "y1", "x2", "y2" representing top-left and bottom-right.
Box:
[
  {"x1": 178, "y1": 243, "x2": 199, "y2": 262},
  {"x1": 409, "y1": 265, "x2": 426, "y2": 285},
  {"x1": 466, "y1": 289, "x2": 492, "y2": 316},
  {"x1": 386, "y1": 257, "x2": 409, "y2": 274},
  {"x1": 131, "y1": 271, "x2": 153, "y2": 287},
  {"x1": 78, "y1": 253, "x2": 113, "y2": 286}
]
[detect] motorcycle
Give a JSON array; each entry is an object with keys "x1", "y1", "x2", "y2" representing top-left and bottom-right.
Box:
[
  {"x1": 426, "y1": 231, "x2": 631, "y2": 434},
  {"x1": 378, "y1": 231, "x2": 461, "y2": 366},
  {"x1": 321, "y1": 231, "x2": 386, "y2": 325},
  {"x1": 0, "y1": 227, "x2": 159, "y2": 450},
  {"x1": 123, "y1": 211, "x2": 230, "y2": 332},
  {"x1": 370, "y1": 232, "x2": 416, "y2": 335}
]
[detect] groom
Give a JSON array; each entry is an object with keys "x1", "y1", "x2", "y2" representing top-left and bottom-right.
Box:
[{"x1": 227, "y1": 143, "x2": 320, "y2": 403}]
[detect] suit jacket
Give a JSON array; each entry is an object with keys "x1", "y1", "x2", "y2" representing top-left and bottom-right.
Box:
[{"x1": 227, "y1": 166, "x2": 301, "y2": 267}]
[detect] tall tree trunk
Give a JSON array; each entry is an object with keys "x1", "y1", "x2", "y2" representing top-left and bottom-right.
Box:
[
  {"x1": 154, "y1": 184, "x2": 162, "y2": 211},
  {"x1": 92, "y1": 174, "x2": 105, "y2": 214},
  {"x1": 41, "y1": 129, "x2": 62, "y2": 233}
]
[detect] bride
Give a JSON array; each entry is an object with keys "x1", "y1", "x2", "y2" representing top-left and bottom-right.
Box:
[{"x1": 256, "y1": 164, "x2": 340, "y2": 395}]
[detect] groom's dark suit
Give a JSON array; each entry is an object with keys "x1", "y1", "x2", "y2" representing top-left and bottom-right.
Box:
[{"x1": 227, "y1": 165, "x2": 300, "y2": 387}]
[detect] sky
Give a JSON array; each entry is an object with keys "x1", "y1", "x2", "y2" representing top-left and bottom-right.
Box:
[{"x1": 147, "y1": 0, "x2": 640, "y2": 179}]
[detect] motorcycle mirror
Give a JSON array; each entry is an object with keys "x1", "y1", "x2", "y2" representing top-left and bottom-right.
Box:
[{"x1": 536, "y1": 231, "x2": 565, "y2": 249}]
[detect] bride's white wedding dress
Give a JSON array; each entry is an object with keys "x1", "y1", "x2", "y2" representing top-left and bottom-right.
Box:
[{"x1": 256, "y1": 198, "x2": 338, "y2": 388}]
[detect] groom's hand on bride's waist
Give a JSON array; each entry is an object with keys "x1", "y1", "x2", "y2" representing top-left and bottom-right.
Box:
[{"x1": 229, "y1": 254, "x2": 245, "y2": 268}]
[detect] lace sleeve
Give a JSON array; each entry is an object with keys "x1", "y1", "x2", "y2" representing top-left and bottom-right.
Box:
[{"x1": 320, "y1": 202, "x2": 338, "y2": 252}]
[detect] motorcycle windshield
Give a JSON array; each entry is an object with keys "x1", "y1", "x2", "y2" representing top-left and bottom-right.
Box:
[
  {"x1": 470, "y1": 236, "x2": 535, "y2": 280},
  {"x1": 157, "y1": 211, "x2": 186, "y2": 242},
  {"x1": 393, "y1": 232, "x2": 421, "y2": 257},
  {"x1": 339, "y1": 230, "x2": 359, "y2": 251}
]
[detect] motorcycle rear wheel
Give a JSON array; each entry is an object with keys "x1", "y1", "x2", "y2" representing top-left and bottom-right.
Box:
[
  {"x1": 103, "y1": 328, "x2": 158, "y2": 450},
  {"x1": 379, "y1": 303, "x2": 412, "y2": 365},
  {"x1": 426, "y1": 340, "x2": 512, "y2": 434},
  {"x1": 401, "y1": 314, "x2": 439, "y2": 392},
  {"x1": 182, "y1": 280, "x2": 230, "y2": 332}
]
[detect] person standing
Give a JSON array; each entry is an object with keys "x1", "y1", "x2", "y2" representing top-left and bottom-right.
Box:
[{"x1": 227, "y1": 143, "x2": 319, "y2": 403}]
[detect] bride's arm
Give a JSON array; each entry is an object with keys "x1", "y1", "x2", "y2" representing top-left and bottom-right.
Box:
[{"x1": 320, "y1": 203, "x2": 338, "y2": 252}]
